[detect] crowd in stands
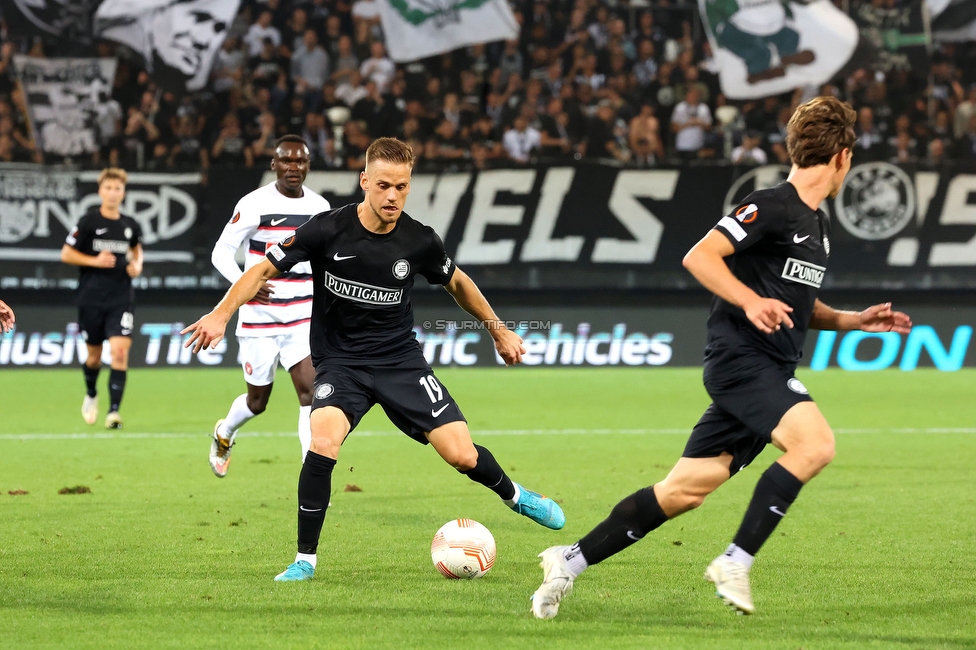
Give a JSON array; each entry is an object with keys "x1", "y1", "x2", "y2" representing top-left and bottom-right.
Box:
[{"x1": 1, "y1": 0, "x2": 976, "y2": 172}]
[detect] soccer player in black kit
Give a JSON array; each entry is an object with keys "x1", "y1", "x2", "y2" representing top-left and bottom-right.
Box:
[
  {"x1": 531, "y1": 96, "x2": 913, "y2": 618},
  {"x1": 184, "y1": 138, "x2": 565, "y2": 582},
  {"x1": 61, "y1": 168, "x2": 143, "y2": 430}
]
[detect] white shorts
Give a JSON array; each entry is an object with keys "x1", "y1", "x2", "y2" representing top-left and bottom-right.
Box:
[{"x1": 238, "y1": 328, "x2": 311, "y2": 386}]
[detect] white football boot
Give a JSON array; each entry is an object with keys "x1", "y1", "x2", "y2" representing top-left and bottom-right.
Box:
[
  {"x1": 531, "y1": 546, "x2": 576, "y2": 619},
  {"x1": 704, "y1": 555, "x2": 755, "y2": 615},
  {"x1": 82, "y1": 395, "x2": 98, "y2": 425}
]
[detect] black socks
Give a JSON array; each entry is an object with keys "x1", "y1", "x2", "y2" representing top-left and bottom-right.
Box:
[
  {"x1": 732, "y1": 462, "x2": 804, "y2": 555},
  {"x1": 577, "y1": 486, "x2": 668, "y2": 565},
  {"x1": 83, "y1": 364, "x2": 99, "y2": 398},
  {"x1": 108, "y1": 369, "x2": 126, "y2": 413},
  {"x1": 297, "y1": 451, "x2": 336, "y2": 554},
  {"x1": 460, "y1": 444, "x2": 516, "y2": 501}
]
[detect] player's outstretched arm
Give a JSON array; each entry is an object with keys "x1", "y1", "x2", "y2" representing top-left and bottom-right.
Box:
[
  {"x1": 60, "y1": 244, "x2": 116, "y2": 269},
  {"x1": 182, "y1": 258, "x2": 281, "y2": 353},
  {"x1": 444, "y1": 268, "x2": 525, "y2": 365},
  {"x1": 809, "y1": 299, "x2": 912, "y2": 333},
  {"x1": 683, "y1": 231, "x2": 794, "y2": 334},
  {"x1": 0, "y1": 299, "x2": 14, "y2": 333}
]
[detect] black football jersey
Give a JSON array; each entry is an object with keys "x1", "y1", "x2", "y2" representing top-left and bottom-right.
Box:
[
  {"x1": 65, "y1": 209, "x2": 143, "y2": 306},
  {"x1": 266, "y1": 203, "x2": 456, "y2": 367},
  {"x1": 707, "y1": 182, "x2": 830, "y2": 364}
]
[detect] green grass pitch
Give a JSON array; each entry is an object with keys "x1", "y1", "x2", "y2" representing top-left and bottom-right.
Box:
[{"x1": 1, "y1": 367, "x2": 974, "y2": 649}]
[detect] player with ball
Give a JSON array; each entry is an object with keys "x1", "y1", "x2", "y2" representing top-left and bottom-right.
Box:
[{"x1": 185, "y1": 138, "x2": 565, "y2": 582}]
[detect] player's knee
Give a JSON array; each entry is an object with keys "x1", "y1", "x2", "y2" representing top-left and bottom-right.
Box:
[
  {"x1": 655, "y1": 483, "x2": 707, "y2": 515},
  {"x1": 451, "y1": 447, "x2": 479, "y2": 472},
  {"x1": 296, "y1": 387, "x2": 314, "y2": 407},
  {"x1": 110, "y1": 349, "x2": 128, "y2": 368},
  {"x1": 246, "y1": 397, "x2": 268, "y2": 415}
]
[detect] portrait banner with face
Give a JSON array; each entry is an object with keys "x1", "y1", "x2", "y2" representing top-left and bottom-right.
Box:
[
  {"x1": 14, "y1": 56, "x2": 118, "y2": 158},
  {"x1": 93, "y1": 0, "x2": 241, "y2": 94},
  {"x1": 377, "y1": 0, "x2": 519, "y2": 63},
  {"x1": 699, "y1": 0, "x2": 859, "y2": 100}
]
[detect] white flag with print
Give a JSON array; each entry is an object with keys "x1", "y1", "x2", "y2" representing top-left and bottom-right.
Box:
[
  {"x1": 378, "y1": 0, "x2": 519, "y2": 63},
  {"x1": 699, "y1": 0, "x2": 859, "y2": 100}
]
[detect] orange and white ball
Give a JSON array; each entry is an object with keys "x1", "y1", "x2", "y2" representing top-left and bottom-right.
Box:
[{"x1": 430, "y1": 519, "x2": 496, "y2": 579}]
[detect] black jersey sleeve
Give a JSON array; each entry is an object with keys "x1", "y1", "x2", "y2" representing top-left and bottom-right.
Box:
[
  {"x1": 65, "y1": 215, "x2": 91, "y2": 251},
  {"x1": 266, "y1": 215, "x2": 322, "y2": 271},
  {"x1": 712, "y1": 194, "x2": 786, "y2": 252},
  {"x1": 418, "y1": 230, "x2": 456, "y2": 285}
]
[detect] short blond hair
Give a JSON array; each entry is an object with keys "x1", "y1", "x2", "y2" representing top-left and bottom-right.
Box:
[
  {"x1": 97, "y1": 167, "x2": 128, "y2": 187},
  {"x1": 365, "y1": 137, "x2": 416, "y2": 168}
]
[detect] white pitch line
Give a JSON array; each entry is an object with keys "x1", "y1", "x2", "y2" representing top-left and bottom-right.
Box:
[{"x1": 1, "y1": 427, "x2": 975, "y2": 441}]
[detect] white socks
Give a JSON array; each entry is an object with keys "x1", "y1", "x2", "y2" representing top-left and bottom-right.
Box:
[
  {"x1": 563, "y1": 544, "x2": 589, "y2": 577},
  {"x1": 503, "y1": 483, "x2": 521, "y2": 508},
  {"x1": 723, "y1": 543, "x2": 755, "y2": 569},
  {"x1": 296, "y1": 552, "x2": 317, "y2": 568},
  {"x1": 298, "y1": 405, "x2": 311, "y2": 460},
  {"x1": 218, "y1": 394, "x2": 256, "y2": 441}
]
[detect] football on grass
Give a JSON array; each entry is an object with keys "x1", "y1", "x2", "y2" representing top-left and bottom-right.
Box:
[{"x1": 431, "y1": 519, "x2": 496, "y2": 579}]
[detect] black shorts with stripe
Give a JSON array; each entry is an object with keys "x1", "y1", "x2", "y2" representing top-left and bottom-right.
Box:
[
  {"x1": 683, "y1": 345, "x2": 813, "y2": 476},
  {"x1": 311, "y1": 352, "x2": 466, "y2": 444}
]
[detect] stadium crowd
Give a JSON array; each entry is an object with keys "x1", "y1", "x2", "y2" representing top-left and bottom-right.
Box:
[{"x1": 1, "y1": 0, "x2": 975, "y2": 172}]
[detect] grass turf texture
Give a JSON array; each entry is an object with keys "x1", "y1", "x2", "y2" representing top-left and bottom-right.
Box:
[{"x1": 1, "y1": 368, "x2": 974, "y2": 650}]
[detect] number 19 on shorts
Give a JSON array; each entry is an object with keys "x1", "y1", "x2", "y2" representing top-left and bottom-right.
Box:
[{"x1": 419, "y1": 375, "x2": 443, "y2": 403}]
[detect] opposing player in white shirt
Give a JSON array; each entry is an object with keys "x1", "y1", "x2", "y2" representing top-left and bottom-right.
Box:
[{"x1": 208, "y1": 135, "x2": 330, "y2": 476}]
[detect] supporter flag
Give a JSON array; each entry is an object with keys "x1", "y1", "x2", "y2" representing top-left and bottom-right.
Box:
[
  {"x1": 699, "y1": 0, "x2": 859, "y2": 100},
  {"x1": 4, "y1": 0, "x2": 97, "y2": 43},
  {"x1": 851, "y1": 0, "x2": 930, "y2": 73},
  {"x1": 928, "y1": 0, "x2": 976, "y2": 42},
  {"x1": 93, "y1": 0, "x2": 241, "y2": 94},
  {"x1": 376, "y1": 0, "x2": 519, "y2": 63},
  {"x1": 14, "y1": 56, "x2": 117, "y2": 158}
]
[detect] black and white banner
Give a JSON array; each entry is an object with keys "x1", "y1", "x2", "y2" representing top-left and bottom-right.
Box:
[
  {"x1": 852, "y1": 0, "x2": 930, "y2": 73},
  {"x1": 0, "y1": 167, "x2": 203, "y2": 290},
  {"x1": 4, "y1": 162, "x2": 976, "y2": 291},
  {"x1": 93, "y1": 0, "x2": 240, "y2": 94},
  {"x1": 14, "y1": 56, "x2": 117, "y2": 158},
  {"x1": 4, "y1": 0, "x2": 98, "y2": 43}
]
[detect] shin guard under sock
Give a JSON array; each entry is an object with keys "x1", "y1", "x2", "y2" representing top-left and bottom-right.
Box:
[
  {"x1": 460, "y1": 444, "x2": 516, "y2": 501},
  {"x1": 296, "y1": 451, "x2": 336, "y2": 554},
  {"x1": 731, "y1": 462, "x2": 803, "y2": 556},
  {"x1": 108, "y1": 369, "x2": 126, "y2": 412},
  {"x1": 83, "y1": 364, "x2": 100, "y2": 398},
  {"x1": 577, "y1": 486, "x2": 668, "y2": 565}
]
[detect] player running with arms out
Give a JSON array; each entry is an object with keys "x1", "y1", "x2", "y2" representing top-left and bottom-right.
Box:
[
  {"x1": 208, "y1": 135, "x2": 330, "y2": 476},
  {"x1": 184, "y1": 137, "x2": 565, "y2": 582},
  {"x1": 61, "y1": 168, "x2": 143, "y2": 430},
  {"x1": 531, "y1": 96, "x2": 913, "y2": 619}
]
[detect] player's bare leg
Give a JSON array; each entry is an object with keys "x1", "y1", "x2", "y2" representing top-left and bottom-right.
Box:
[
  {"x1": 288, "y1": 356, "x2": 315, "y2": 460},
  {"x1": 706, "y1": 403, "x2": 835, "y2": 615},
  {"x1": 533, "y1": 455, "x2": 730, "y2": 618},
  {"x1": 275, "y1": 406, "x2": 349, "y2": 582},
  {"x1": 427, "y1": 421, "x2": 565, "y2": 530},
  {"x1": 81, "y1": 343, "x2": 103, "y2": 425}
]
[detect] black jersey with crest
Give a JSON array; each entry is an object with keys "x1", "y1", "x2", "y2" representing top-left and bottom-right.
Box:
[
  {"x1": 65, "y1": 209, "x2": 143, "y2": 307},
  {"x1": 266, "y1": 203, "x2": 456, "y2": 368},
  {"x1": 707, "y1": 182, "x2": 831, "y2": 364}
]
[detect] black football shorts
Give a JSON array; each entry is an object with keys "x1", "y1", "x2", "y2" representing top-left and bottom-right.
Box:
[
  {"x1": 310, "y1": 354, "x2": 466, "y2": 444},
  {"x1": 683, "y1": 346, "x2": 814, "y2": 476},
  {"x1": 78, "y1": 303, "x2": 134, "y2": 343}
]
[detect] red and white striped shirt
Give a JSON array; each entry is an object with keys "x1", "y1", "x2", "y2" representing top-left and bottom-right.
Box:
[{"x1": 211, "y1": 182, "x2": 330, "y2": 336}]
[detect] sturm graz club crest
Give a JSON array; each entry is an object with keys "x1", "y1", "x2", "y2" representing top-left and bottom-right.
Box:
[
  {"x1": 389, "y1": 0, "x2": 491, "y2": 27},
  {"x1": 834, "y1": 162, "x2": 914, "y2": 241},
  {"x1": 392, "y1": 259, "x2": 410, "y2": 280}
]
